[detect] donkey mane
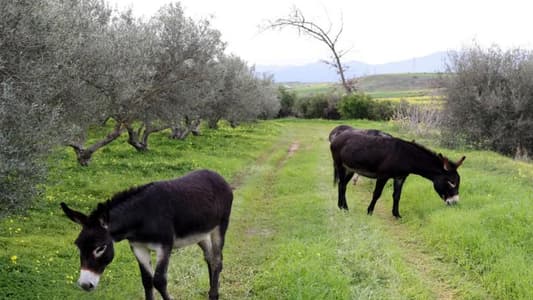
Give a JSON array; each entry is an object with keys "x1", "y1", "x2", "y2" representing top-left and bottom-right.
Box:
[
  {"x1": 89, "y1": 183, "x2": 154, "y2": 220},
  {"x1": 398, "y1": 138, "x2": 447, "y2": 165}
]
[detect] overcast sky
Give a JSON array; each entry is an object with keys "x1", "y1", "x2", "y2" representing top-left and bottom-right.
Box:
[{"x1": 109, "y1": 0, "x2": 533, "y2": 66}]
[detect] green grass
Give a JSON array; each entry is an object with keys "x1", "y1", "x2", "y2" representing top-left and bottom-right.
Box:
[
  {"x1": 284, "y1": 73, "x2": 443, "y2": 98},
  {"x1": 357, "y1": 73, "x2": 441, "y2": 92},
  {"x1": 1, "y1": 119, "x2": 532, "y2": 299},
  {"x1": 283, "y1": 82, "x2": 343, "y2": 97}
]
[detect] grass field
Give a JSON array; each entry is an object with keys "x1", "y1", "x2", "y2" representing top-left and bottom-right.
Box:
[
  {"x1": 1, "y1": 119, "x2": 532, "y2": 299},
  {"x1": 285, "y1": 73, "x2": 443, "y2": 99}
]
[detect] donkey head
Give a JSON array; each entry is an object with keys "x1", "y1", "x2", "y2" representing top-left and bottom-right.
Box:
[
  {"x1": 61, "y1": 202, "x2": 114, "y2": 291},
  {"x1": 433, "y1": 155, "x2": 466, "y2": 205}
]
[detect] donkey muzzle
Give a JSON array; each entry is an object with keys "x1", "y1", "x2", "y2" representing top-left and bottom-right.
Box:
[
  {"x1": 445, "y1": 195, "x2": 459, "y2": 205},
  {"x1": 78, "y1": 269, "x2": 100, "y2": 291}
]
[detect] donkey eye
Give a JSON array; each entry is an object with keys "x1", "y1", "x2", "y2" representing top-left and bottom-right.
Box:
[
  {"x1": 447, "y1": 181, "x2": 456, "y2": 188},
  {"x1": 93, "y1": 245, "x2": 107, "y2": 257}
]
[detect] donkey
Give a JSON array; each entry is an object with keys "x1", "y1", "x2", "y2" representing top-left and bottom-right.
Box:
[
  {"x1": 329, "y1": 125, "x2": 393, "y2": 185},
  {"x1": 330, "y1": 131, "x2": 465, "y2": 218},
  {"x1": 60, "y1": 169, "x2": 233, "y2": 300}
]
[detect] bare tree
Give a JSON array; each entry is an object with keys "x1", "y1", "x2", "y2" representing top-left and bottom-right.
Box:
[{"x1": 265, "y1": 6, "x2": 355, "y2": 93}]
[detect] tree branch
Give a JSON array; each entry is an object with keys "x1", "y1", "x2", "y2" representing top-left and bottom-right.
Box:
[{"x1": 264, "y1": 6, "x2": 355, "y2": 93}]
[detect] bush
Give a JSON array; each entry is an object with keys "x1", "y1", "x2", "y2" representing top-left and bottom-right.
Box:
[
  {"x1": 393, "y1": 99, "x2": 443, "y2": 136},
  {"x1": 278, "y1": 86, "x2": 297, "y2": 117},
  {"x1": 369, "y1": 99, "x2": 395, "y2": 120},
  {"x1": 338, "y1": 93, "x2": 394, "y2": 120},
  {"x1": 441, "y1": 45, "x2": 533, "y2": 158},
  {"x1": 295, "y1": 93, "x2": 340, "y2": 119}
]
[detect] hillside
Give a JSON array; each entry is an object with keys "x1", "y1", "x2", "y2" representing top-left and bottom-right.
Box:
[
  {"x1": 357, "y1": 73, "x2": 442, "y2": 92},
  {"x1": 284, "y1": 73, "x2": 444, "y2": 98},
  {"x1": 257, "y1": 52, "x2": 449, "y2": 83}
]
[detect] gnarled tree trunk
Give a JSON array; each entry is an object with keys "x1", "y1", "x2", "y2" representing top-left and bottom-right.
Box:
[
  {"x1": 170, "y1": 118, "x2": 201, "y2": 140},
  {"x1": 126, "y1": 121, "x2": 168, "y2": 151},
  {"x1": 68, "y1": 122, "x2": 124, "y2": 166}
]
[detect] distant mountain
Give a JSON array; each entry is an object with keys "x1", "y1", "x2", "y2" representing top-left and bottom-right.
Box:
[{"x1": 255, "y1": 51, "x2": 449, "y2": 83}]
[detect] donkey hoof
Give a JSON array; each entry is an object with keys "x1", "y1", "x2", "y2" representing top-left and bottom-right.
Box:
[{"x1": 367, "y1": 209, "x2": 373, "y2": 215}]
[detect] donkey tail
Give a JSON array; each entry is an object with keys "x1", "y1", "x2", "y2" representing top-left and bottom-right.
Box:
[{"x1": 333, "y1": 162, "x2": 339, "y2": 186}]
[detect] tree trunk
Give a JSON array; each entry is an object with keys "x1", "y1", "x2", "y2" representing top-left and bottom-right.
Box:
[
  {"x1": 170, "y1": 118, "x2": 201, "y2": 140},
  {"x1": 170, "y1": 126, "x2": 190, "y2": 140},
  {"x1": 331, "y1": 47, "x2": 353, "y2": 94},
  {"x1": 126, "y1": 122, "x2": 168, "y2": 151},
  {"x1": 68, "y1": 122, "x2": 124, "y2": 166},
  {"x1": 229, "y1": 120, "x2": 239, "y2": 128},
  {"x1": 126, "y1": 124, "x2": 147, "y2": 152},
  {"x1": 191, "y1": 119, "x2": 201, "y2": 136},
  {"x1": 207, "y1": 118, "x2": 219, "y2": 129}
]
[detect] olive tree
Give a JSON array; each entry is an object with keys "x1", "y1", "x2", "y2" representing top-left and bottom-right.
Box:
[
  {"x1": 204, "y1": 55, "x2": 280, "y2": 128},
  {"x1": 442, "y1": 45, "x2": 533, "y2": 158},
  {"x1": 148, "y1": 4, "x2": 225, "y2": 141},
  {"x1": 50, "y1": 0, "x2": 119, "y2": 165},
  {"x1": 0, "y1": 0, "x2": 112, "y2": 213}
]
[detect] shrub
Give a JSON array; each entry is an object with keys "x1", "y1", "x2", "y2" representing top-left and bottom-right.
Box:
[
  {"x1": 338, "y1": 93, "x2": 394, "y2": 120},
  {"x1": 278, "y1": 86, "x2": 297, "y2": 117},
  {"x1": 441, "y1": 45, "x2": 533, "y2": 158},
  {"x1": 295, "y1": 93, "x2": 340, "y2": 119},
  {"x1": 393, "y1": 99, "x2": 443, "y2": 136},
  {"x1": 369, "y1": 99, "x2": 395, "y2": 120}
]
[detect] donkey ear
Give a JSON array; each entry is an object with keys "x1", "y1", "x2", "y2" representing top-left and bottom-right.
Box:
[
  {"x1": 438, "y1": 153, "x2": 451, "y2": 171},
  {"x1": 60, "y1": 202, "x2": 87, "y2": 225},
  {"x1": 456, "y1": 156, "x2": 466, "y2": 168}
]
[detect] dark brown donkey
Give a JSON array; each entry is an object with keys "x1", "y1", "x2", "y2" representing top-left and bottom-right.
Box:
[
  {"x1": 61, "y1": 169, "x2": 233, "y2": 300},
  {"x1": 330, "y1": 131, "x2": 465, "y2": 218}
]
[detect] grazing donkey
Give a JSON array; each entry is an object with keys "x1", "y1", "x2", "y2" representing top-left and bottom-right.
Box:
[
  {"x1": 61, "y1": 169, "x2": 233, "y2": 300},
  {"x1": 331, "y1": 131, "x2": 465, "y2": 218}
]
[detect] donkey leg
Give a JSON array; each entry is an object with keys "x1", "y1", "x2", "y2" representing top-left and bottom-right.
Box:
[
  {"x1": 130, "y1": 244, "x2": 154, "y2": 300},
  {"x1": 392, "y1": 177, "x2": 407, "y2": 219},
  {"x1": 198, "y1": 229, "x2": 223, "y2": 300},
  {"x1": 337, "y1": 168, "x2": 354, "y2": 210},
  {"x1": 367, "y1": 178, "x2": 388, "y2": 215},
  {"x1": 153, "y1": 245, "x2": 173, "y2": 300}
]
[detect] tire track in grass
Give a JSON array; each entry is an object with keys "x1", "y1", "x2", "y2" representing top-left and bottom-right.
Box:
[
  {"x1": 166, "y1": 132, "x2": 294, "y2": 300},
  {"x1": 370, "y1": 195, "x2": 490, "y2": 299},
  {"x1": 249, "y1": 125, "x2": 352, "y2": 299},
  {"x1": 219, "y1": 132, "x2": 300, "y2": 299},
  {"x1": 343, "y1": 170, "x2": 489, "y2": 299}
]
